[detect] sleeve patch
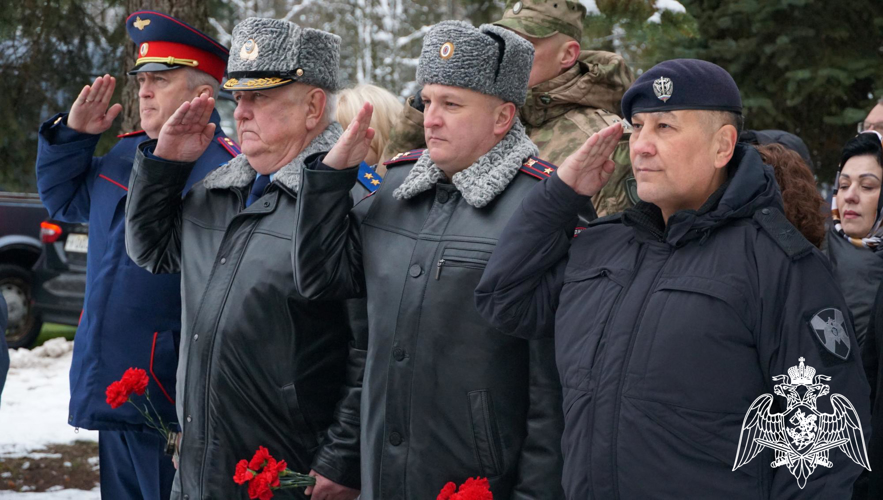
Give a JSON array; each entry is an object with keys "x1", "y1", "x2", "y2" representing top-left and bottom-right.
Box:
[
  {"x1": 519, "y1": 156, "x2": 557, "y2": 179},
  {"x1": 383, "y1": 148, "x2": 426, "y2": 166},
  {"x1": 217, "y1": 136, "x2": 242, "y2": 157},
  {"x1": 357, "y1": 161, "x2": 382, "y2": 193},
  {"x1": 808, "y1": 308, "x2": 851, "y2": 360}
]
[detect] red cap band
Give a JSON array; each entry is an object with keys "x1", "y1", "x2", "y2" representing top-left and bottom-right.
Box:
[{"x1": 136, "y1": 40, "x2": 225, "y2": 83}]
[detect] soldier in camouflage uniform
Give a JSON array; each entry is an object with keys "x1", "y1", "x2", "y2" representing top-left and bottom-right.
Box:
[{"x1": 382, "y1": 0, "x2": 636, "y2": 216}]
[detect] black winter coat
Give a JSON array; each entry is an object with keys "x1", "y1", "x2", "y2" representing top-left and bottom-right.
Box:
[
  {"x1": 476, "y1": 144, "x2": 872, "y2": 499},
  {"x1": 125, "y1": 124, "x2": 366, "y2": 500},
  {"x1": 292, "y1": 150, "x2": 565, "y2": 500}
]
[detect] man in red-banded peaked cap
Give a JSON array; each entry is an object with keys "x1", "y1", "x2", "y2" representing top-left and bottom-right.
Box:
[{"x1": 34, "y1": 11, "x2": 238, "y2": 500}]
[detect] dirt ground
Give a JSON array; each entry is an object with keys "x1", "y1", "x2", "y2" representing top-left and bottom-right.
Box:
[{"x1": 0, "y1": 441, "x2": 99, "y2": 492}]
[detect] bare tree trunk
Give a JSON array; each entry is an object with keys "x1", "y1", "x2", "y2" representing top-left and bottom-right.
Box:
[{"x1": 120, "y1": 1, "x2": 211, "y2": 132}]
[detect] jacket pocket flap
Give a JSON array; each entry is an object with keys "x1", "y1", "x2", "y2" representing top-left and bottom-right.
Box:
[{"x1": 655, "y1": 276, "x2": 752, "y2": 330}]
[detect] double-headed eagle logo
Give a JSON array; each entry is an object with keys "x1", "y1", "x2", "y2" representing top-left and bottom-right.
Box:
[{"x1": 733, "y1": 357, "x2": 870, "y2": 488}]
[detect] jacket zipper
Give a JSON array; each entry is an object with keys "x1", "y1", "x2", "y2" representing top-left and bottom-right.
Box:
[
  {"x1": 608, "y1": 245, "x2": 672, "y2": 500},
  {"x1": 585, "y1": 245, "x2": 644, "y2": 499},
  {"x1": 197, "y1": 188, "x2": 256, "y2": 498},
  {"x1": 435, "y1": 256, "x2": 487, "y2": 279}
]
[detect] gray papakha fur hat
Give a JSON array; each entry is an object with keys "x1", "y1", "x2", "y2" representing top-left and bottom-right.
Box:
[
  {"x1": 223, "y1": 17, "x2": 341, "y2": 92},
  {"x1": 416, "y1": 20, "x2": 534, "y2": 106}
]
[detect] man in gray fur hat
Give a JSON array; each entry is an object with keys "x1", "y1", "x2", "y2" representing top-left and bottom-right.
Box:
[
  {"x1": 290, "y1": 20, "x2": 567, "y2": 499},
  {"x1": 124, "y1": 17, "x2": 371, "y2": 500}
]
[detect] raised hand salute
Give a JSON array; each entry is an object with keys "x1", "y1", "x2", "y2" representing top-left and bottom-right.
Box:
[
  {"x1": 556, "y1": 121, "x2": 623, "y2": 196},
  {"x1": 323, "y1": 102, "x2": 375, "y2": 170},
  {"x1": 153, "y1": 93, "x2": 217, "y2": 163},
  {"x1": 67, "y1": 74, "x2": 123, "y2": 135}
]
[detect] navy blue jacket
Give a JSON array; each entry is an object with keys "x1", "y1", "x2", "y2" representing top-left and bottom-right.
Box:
[
  {"x1": 476, "y1": 144, "x2": 872, "y2": 499},
  {"x1": 35, "y1": 110, "x2": 236, "y2": 432}
]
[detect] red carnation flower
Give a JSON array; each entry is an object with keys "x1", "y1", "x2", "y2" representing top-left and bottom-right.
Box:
[
  {"x1": 249, "y1": 446, "x2": 272, "y2": 471},
  {"x1": 437, "y1": 482, "x2": 457, "y2": 500},
  {"x1": 457, "y1": 477, "x2": 492, "y2": 500},
  {"x1": 105, "y1": 368, "x2": 150, "y2": 408},
  {"x1": 248, "y1": 471, "x2": 274, "y2": 500},
  {"x1": 105, "y1": 380, "x2": 130, "y2": 409},
  {"x1": 233, "y1": 459, "x2": 253, "y2": 485},
  {"x1": 437, "y1": 477, "x2": 492, "y2": 500},
  {"x1": 121, "y1": 367, "x2": 149, "y2": 396}
]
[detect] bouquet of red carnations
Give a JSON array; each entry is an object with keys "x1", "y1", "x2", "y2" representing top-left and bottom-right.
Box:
[
  {"x1": 105, "y1": 367, "x2": 178, "y2": 455},
  {"x1": 234, "y1": 446, "x2": 315, "y2": 500},
  {"x1": 437, "y1": 476, "x2": 493, "y2": 500}
]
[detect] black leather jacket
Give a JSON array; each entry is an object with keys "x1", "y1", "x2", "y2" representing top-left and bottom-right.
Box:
[
  {"x1": 125, "y1": 138, "x2": 366, "y2": 500},
  {"x1": 292, "y1": 152, "x2": 565, "y2": 500}
]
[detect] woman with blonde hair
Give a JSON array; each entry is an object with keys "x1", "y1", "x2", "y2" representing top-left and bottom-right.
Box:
[{"x1": 337, "y1": 84, "x2": 403, "y2": 175}]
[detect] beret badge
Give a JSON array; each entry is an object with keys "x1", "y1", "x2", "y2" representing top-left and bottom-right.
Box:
[
  {"x1": 653, "y1": 76, "x2": 673, "y2": 103},
  {"x1": 439, "y1": 42, "x2": 454, "y2": 60},
  {"x1": 240, "y1": 39, "x2": 259, "y2": 61}
]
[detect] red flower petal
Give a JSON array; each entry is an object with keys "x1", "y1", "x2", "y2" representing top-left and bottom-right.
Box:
[
  {"x1": 249, "y1": 446, "x2": 272, "y2": 471},
  {"x1": 437, "y1": 482, "x2": 457, "y2": 500},
  {"x1": 233, "y1": 459, "x2": 253, "y2": 485}
]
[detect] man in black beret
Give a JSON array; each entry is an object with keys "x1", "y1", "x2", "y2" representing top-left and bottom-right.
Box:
[{"x1": 476, "y1": 58, "x2": 872, "y2": 498}]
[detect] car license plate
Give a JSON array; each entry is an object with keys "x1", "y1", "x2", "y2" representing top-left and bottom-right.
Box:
[{"x1": 64, "y1": 233, "x2": 89, "y2": 253}]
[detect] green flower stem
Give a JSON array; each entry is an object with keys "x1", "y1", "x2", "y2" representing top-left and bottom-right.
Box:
[{"x1": 144, "y1": 391, "x2": 170, "y2": 435}]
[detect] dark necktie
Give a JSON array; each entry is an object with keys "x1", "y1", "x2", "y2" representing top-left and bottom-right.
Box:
[{"x1": 245, "y1": 175, "x2": 271, "y2": 208}]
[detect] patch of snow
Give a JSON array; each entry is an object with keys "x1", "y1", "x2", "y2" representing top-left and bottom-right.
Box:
[
  {"x1": 0, "y1": 487, "x2": 100, "y2": 499},
  {"x1": 648, "y1": 0, "x2": 687, "y2": 23},
  {"x1": 579, "y1": 0, "x2": 600, "y2": 15},
  {"x1": 656, "y1": 0, "x2": 686, "y2": 13},
  {"x1": 0, "y1": 340, "x2": 98, "y2": 456}
]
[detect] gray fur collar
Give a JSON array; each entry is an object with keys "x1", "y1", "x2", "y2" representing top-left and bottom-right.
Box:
[
  {"x1": 203, "y1": 122, "x2": 343, "y2": 191},
  {"x1": 392, "y1": 119, "x2": 538, "y2": 208}
]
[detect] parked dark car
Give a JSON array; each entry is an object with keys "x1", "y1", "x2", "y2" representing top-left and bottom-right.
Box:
[
  {"x1": 0, "y1": 192, "x2": 49, "y2": 348},
  {"x1": 32, "y1": 220, "x2": 87, "y2": 335}
]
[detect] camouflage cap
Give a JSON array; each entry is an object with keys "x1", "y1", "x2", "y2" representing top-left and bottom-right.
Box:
[{"x1": 494, "y1": 0, "x2": 587, "y2": 41}]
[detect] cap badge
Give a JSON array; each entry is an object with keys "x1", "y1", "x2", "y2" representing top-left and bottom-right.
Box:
[
  {"x1": 139, "y1": 43, "x2": 149, "y2": 57},
  {"x1": 513, "y1": 1, "x2": 523, "y2": 14},
  {"x1": 240, "y1": 39, "x2": 259, "y2": 61},
  {"x1": 133, "y1": 16, "x2": 151, "y2": 31},
  {"x1": 439, "y1": 42, "x2": 454, "y2": 60},
  {"x1": 653, "y1": 76, "x2": 673, "y2": 102}
]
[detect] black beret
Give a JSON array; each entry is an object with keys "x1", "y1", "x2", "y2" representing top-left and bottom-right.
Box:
[{"x1": 621, "y1": 58, "x2": 742, "y2": 123}]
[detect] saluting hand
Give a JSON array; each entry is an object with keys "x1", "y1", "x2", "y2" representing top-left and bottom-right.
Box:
[
  {"x1": 67, "y1": 75, "x2": 123, "y2": 135},
  {"x1": 153, "y1": 93, "x2": 216, "y2": 163},
  {"x1": 323, "y1": 102, "x2": 375, "y2": 170},
  {"x1": 557, "y1": 122, "x2": 623, "y2": 196}
]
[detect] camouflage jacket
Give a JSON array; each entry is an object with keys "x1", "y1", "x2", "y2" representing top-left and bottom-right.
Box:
[{"x1": 381, "y1": 50, "x2": 637, "y2": 217}]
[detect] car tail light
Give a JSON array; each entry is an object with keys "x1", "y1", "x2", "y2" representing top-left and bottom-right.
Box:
[{"x1": 41, "y1": 221, "x2": 63, "y2": 243}]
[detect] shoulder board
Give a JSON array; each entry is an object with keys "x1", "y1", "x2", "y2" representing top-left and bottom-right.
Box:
[
  {"x1": 595, "y1": 109, "x2": 632, "y2": 133},
  {"x1": 753, "y1": 207, "x2": 814, "y2": 260},
  {"x1": 357, "y1": 162, "x2": 382, "y2": 193},
  {"x1": 519, "y1": 156, "x2": 557, "y2": 180},
  {"x1": 217, "y1": 136, "x2": 242, "y2": 157},
  {"x1": 117, "y1": 130, "x2": 146, "y2": 139},
  {"x1": 383, "y1": 148, "x2": 425, "y2": 167},
  {"x1": 588, "y1": 212, "x2": 623, "y2": 227}
]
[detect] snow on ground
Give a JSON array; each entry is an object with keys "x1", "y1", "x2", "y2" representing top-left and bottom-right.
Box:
[
  {"x1": 1, "y1": 339, "x2": 98, "y2": 455},
  {"x1": 0, "y1": 487, "x2": 100, "y2": 499},
  {"x1": 1, "y1": 339, "x2": 99, "y2": 499}
]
